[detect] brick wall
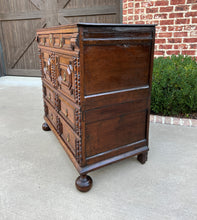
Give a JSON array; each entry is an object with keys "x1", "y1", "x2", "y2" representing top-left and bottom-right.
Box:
[{"x1": 123, "y1": 0, "x2": 197, "y2": 58}]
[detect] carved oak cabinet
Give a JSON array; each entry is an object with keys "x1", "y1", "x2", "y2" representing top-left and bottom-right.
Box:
[{"x1": 36, "y1": 23, "x2": 156, "y2": 192}]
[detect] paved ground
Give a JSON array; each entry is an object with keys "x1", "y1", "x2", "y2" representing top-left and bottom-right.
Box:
[{"x1": 0, "y1": 76, "x2": 197, "y2": 220}]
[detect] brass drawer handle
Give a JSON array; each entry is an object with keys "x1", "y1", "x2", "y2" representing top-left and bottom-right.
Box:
[
  {"x1": 65, "y1": 109, "x2": 68, "y2": 117},
  {"x1": 66, "y1": 134, "x2": 70, "y2": 142}
]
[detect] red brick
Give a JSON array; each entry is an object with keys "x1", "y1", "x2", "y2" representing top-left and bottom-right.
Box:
[
  {"x1": 165, "y1": 117, "x2": 171, "y2": 125},
  {"x1": 154, "y1": 51, "x2": 165, "y2": 55},
  {"x1": 123, "y1": 9, "x2": 127, "y2": 15},
  {"x1": 159, "y1": 45, "x2": 173, "y2": 49},
  {"x1": 183, "y1": 38, "x2": 197, "y2": 43},
  {"x1": 155, "y1": 39, "x2": 166, "y2": 43},
  {"x1": 169, "y1": 13, "x2": 184, "y2": 18},
  {"x1": 154, "y1": 13, "x2": 168, "y2": 19},
  {"x1": 168, "y1": 26, "x2": 183, "y2": 31},
  {"x1": 123, "y1": 3, "x2": 127, "y2": 9},
  {"x1": 128, "y1": 16, "x2": 133, "y2": 21},
  {"x1": 128, "y1": 9, "x2": 133, "y2": 14},
  {"x1": 175, "y1": 5, "x2": 189, "y2": 11},
  {"x1": 173, "y1": 117, "x2": 181, "y2": 125},
  {"x1": 157, "y1": 26, "x2": 167, "y2": 32},
  {"x1": 174, "y1": 44, "x2": 188, "y2": 49},
  {"x1": 191, "y1": 4, "x2": 197, "y2": 10},
  {"x1": 167, "y1": 50, "x2": 181, "y2": 55},
  {"x1": 146, "y1": 8, "x2": 158, "y2": 13},
  {"x1": 156, "y1": 116, "x2": 162, "y2": 123},
  {"x1": 190, "y1": 44, "x2": 197, "y2": 49},
  {"x1": 159, "y1": 32, "x2": 172, "y2": 38},
  {"x1": 135, "y1": 21, "x2": 145, "y2": 24},
  {"x1": 182, "y1": 50, "x2": 196, "y2": 55},
  {"x1": 135, "y1": 9, "x2": 145, "y2": 14},
  {"x1": 185, "y1": 12, "x2": 197, "y2": 17},
  {"x1": 176, "y1": 19, "x2": 190, "y2": 24},
  {"x1": 160, "y1": 6, "x2": 173, "y2": 12},
  {"x1": 187, "y1": 0, "x2": 197, "y2": 3},
  {"x1": 134, "y1": 15, "x2": 139, "y2": 20},
  {"x1": 135, "y1": 3, "x2": 140, "y2": 8},
  {"x1": 128, "y1": 2, "x2": 133, "y2": 8},
  {"x1": 171, "y1": 0, "x2": 185, "y2": 5},
  {"x1": 192, "y1": 18, "x2": 197, "y2": 23},
  {"x1": 155, "y1": 1, "x2": 169, "y2": 6},
  {"x1": 168, "y1": 38, "x2": 182, "y2": 43},
  {"x1": 174, "y1": 32, "x2": 188, "y2": 37},
  {"x1": 160, "y1": 20, "x2": 174, "y2": 25},
  {"x1": 141, "y1": 1, "x2": 154, "y2": 7},
  {"x1": 144, "y1": 14, "x2": 153, "y2": 20},
  {"x1": 123, "y1": 17, "x2": 127, "y2": 22},
  {"x1": 191, "y1": 119, "x2": 197, "y2": 127}
]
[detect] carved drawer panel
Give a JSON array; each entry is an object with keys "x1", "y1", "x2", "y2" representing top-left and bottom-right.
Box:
[
  {"x1": 60, "y1": 117, "x2": 80, "y2": 156},
  {"x1": 44, "y1": 100, "x2": 57, "y2": 129},
  {"x1": 44, "y1": 84, "x2": 55, "y2": 107},
  {"x1": 56, "y1": 54, "x2": 80, "y2": 104},
  {"x1": 37, "y1": 32, "x2": 79, "y2": 51},
  {"x1": 59, "y1": 96, "x2": 77, "y2": 130}
]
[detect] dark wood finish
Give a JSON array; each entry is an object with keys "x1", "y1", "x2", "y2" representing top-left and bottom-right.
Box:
[
  {"x1": 0, "y1": 0, "x2": 121, "y2": 77},
  {"x1": 75, "y1": 174, "x2": 93, "y2": 192},
  {"x1": 42, "y1": 122, "x2": 51, "y2": 131},
  {"x1": 137, "y1": 151, "x2": 148, "y2": 164},
  {"x1": 37, "y1": 23, "x2": 156, "y2": 191}
]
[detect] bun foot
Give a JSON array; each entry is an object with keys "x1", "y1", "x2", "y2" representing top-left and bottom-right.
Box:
[
  {"x1": 137, "y1": 151, "x2": 148, "y2": 164},
  {"x1": 42, "y1": 122, "x2": 51, "y2": 131},
  {"x1": 75, "y1": 174, "x2": 93, "y2": 192}
]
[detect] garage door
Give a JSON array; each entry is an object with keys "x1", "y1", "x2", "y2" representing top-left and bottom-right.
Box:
[{"x1": 0, "y1": 0, "x2": 122, "y2": 77}]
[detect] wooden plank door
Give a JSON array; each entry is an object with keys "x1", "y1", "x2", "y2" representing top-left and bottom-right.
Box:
[{"x1": 0, "y1": 0, "x2": 122, "y2": 77}]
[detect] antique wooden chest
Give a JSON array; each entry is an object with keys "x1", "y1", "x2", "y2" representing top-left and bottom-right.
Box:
[{"x1": 36, "y1": 23, "x2": 156, "y2": 192}]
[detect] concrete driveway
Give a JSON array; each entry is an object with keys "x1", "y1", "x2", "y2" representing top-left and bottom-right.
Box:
[{"x1": 0, "y1": 76, "x2": 197, "y2": 220}]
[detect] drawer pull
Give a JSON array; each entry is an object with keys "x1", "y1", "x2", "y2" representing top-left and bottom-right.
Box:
[
  {"x1": 66, "y1": 134, "x2": 70, "y2": 142},
  {"x1": 51, "y1": 113, "x2": 53, "y2": 120},
  {"x1": 49, "y1": 93, "x2": 51, "y2": 100},
  {"x1": 63, "y1": 72, "x2": 66, "y2": 81},
  {"x1": 49, "y1": 34, "x2": 53, "y2": 44},
  {"x1": 65, "y1": 109, "x2": 68, "y2": 117},
  {"x1": 60, "y1": 38, "x2": 63, "y2": 47}
]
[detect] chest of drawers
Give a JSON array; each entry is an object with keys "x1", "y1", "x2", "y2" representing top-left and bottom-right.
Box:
[{"x1": 36, "y1": 23, "x2": 156, "y2": 192}]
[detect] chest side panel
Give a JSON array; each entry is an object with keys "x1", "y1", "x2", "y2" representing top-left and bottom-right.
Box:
[{"x1": 80, "y1": 25, "x2": 155, "y2": 165}]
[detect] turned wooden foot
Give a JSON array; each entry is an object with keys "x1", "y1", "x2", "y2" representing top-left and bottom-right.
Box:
[
  {"x1": 75, "y1": 174, "x2": 93, "y2": 192},
  {"x1": 137, "y1": 151, "x2": 148, "y2": 164},
  {"x1": 42, "y1": 122, "x2": 51, "y2": 131}
]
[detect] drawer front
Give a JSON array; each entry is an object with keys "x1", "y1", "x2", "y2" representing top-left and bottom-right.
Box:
[
  {"x1": 37, "y1": 32, "x2": 79, "y2": 51},
  {"x1": 44, "y1": 100, "x2": 57, "y2": 129},
  {"x1": 59, "y1": 96, "x2": 76, "y2": 129},
  {"x1": 60, "y1": 117, "x2": 79, "y2": 156},
  {"x1": 40, "y1": 51, "x2": 58, "y2": 89}
]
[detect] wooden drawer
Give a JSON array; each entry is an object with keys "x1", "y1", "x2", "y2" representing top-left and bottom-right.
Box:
[
  {"x1": 44, "y1": 84, "x2": 55, "y2": 107},
  {"x1": 56, "y1": 54, "x2": 79, "y2": 103},
  {"x1": 60, "y1": 117, "x2": 80, "y2": 156},
  {"x1": 44, "y1": 100, "x2": 57, "y2": 129},
  {"x1": 37, "y1": 32, "x2": 79, "y2": 51},
  {"x1": 59, "y1": 96, "x2": 77, "y2": 130}
]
